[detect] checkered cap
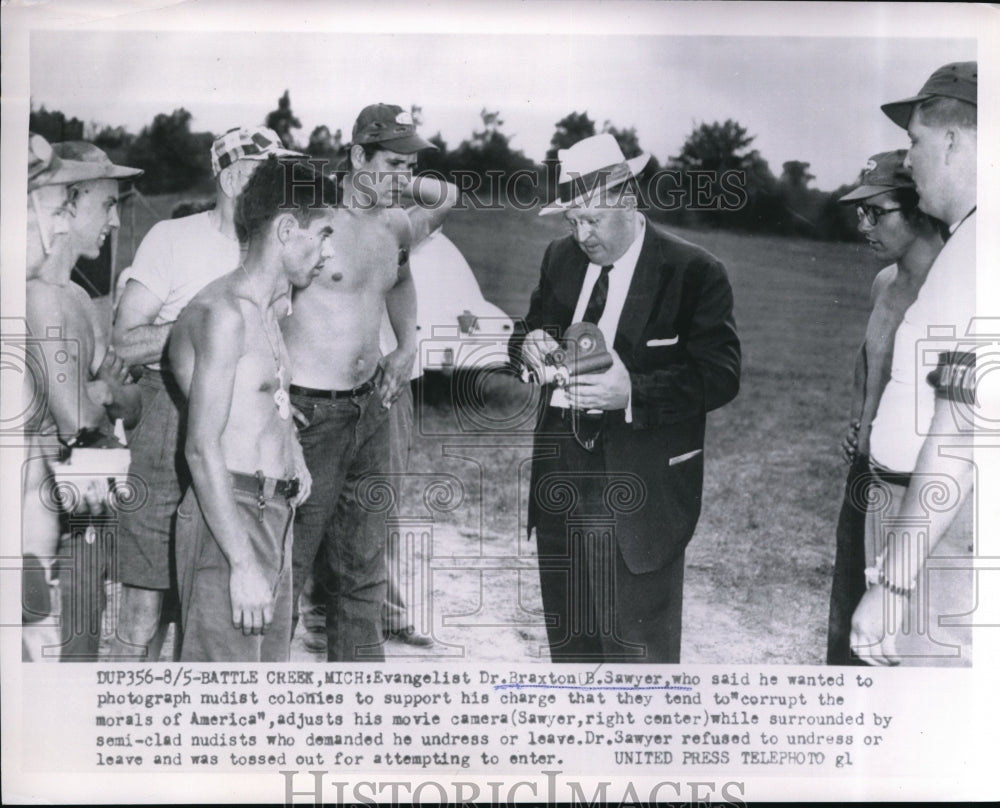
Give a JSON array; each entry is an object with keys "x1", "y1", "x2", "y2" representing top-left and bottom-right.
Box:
[{"x1": 210, "y1": 126, "x2": 302, "y2": 176}]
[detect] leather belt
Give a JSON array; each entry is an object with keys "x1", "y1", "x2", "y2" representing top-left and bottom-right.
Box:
[
  {"x1": 869, "y1": 461, "x2": 913, "y2": 489},
  {"x1": 289, "y1": 368, "x2": 380, "y2": 400},
  {"x1": 230, "y1": 471, "x2": 300, "y2": 500}
]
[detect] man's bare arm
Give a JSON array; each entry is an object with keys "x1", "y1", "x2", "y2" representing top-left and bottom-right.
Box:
[
  {"x1": 403, "y1": 176, "x2": 459, "y2": 247},
  {"x1": 378, "y1": 212, "x2": 418, "y2": 407},
  {"x1": 182, "y1": 304, "x2": 274, "y2": 635},
  {"x1": 850, "y1": 394, "x2": 975, "y2": 665},
  {"x1": 113, "y1": 279, "x2": 172, "y2": 368},
  {"x1": 94, "y1": 347, "x2": 142, "y2": 428},
  {"x1": 842, "y1": 344, "x2": 866, "y2": 462}
]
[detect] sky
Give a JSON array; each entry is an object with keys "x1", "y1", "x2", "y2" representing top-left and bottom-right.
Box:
[{"x1": 25, "y1": 9, "x2": 979, "y2": 191}]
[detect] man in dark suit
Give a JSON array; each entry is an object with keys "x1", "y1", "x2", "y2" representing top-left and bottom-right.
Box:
[{"x1": 511, "y1": 134, "x2": 740, "y2": 663}]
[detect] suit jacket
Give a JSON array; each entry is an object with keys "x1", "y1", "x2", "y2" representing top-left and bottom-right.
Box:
[{"x1": 511, "y1": 217, "x2": 741, "y2": 574}]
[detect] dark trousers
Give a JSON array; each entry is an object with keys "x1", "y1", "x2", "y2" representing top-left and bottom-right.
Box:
[
  {"x1": 383, "y1": 382, "x2": 414, "y2": 632},
  {"x1": 533, "y1": 408, "x2": 685, "y2": 663},
  {"x1": 292, "y1": 387, "x2": 390, "y2": 662},
  {"x1": 826, "y1": 453, "x2": 870, "y2": 666}
]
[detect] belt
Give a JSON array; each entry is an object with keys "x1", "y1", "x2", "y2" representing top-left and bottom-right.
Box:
[
  {"x1": 230, "y1": 470, "x2": 300, "y2": 500},
  {"x1": 289, "y1": 368, "x2": 380, "y2": 400},
  {"x1": 868, "y1": 461, "x2": 912, "y2": 489}
]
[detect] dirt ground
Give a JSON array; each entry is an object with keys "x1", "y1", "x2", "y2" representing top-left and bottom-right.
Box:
[{"x1": 89, "y1": 514, "x2": 809, "y2": 664}]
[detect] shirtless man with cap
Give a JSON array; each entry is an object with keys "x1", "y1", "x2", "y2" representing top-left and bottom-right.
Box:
[
  {"x1": 826, "y1": 150, "x2": 942, "y2": 665},
  {"x1": 283, "y1": 103, "x2": 451, "y2": 661}
]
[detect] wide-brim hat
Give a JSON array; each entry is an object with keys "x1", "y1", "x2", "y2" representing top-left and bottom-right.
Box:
[
  {"x1": 29, "y1": 134, "x2": 142, "y2": 190},
  {"x1": 881, "y1": 61, "x2": 977, "y2": 129},
  {"x1": 540, "y1": 133, "x2": 650, "y2": 216},
  {"x1": 352, "y1": 103, "x2": 436, "y2": 154},
  {"x1": 51, "y1": 140, "x2": 143, "y2": 181},
  {"x1": 838, "y1": 149, "x2": 915, "y2": 203}
]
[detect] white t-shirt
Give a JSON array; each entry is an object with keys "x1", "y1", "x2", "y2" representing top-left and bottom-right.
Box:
[
  {"x1": 870, "y1": 212, "x2": 976, "y2": 472},
  {"x1": 125, "y1": 211, "x2": 240, "y2": 366}
]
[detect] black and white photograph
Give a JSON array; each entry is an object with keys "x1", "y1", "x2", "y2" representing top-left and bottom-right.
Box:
[{"x1": 2, "y1": 0, "x2": 998, "y2": 803}]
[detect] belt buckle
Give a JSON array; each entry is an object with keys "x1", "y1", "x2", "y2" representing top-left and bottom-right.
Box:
[{"x1": 259, "y1": 476, "x2": 277, "y2": 499}]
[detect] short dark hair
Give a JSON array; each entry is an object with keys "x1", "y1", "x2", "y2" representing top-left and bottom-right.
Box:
[
  {"x1": 353, "y1": 141, "x2": 385, "y2": 164},
  {"x1": 886, "y1": 186, "x2": 938, "y2": 232},
  {"x1": 915, "y1": 96, "x2": 977, "y2": 130},
  {"x1": 235, "y1": 155, "x2": 339, "y2": 243}
]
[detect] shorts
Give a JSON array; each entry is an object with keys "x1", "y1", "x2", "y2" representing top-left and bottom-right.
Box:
[
  {"x1": 175, "y1": 479, "x2": 294, "y2": 662},
  {"x1": 116, "y1": 369, "x2": 188, "y2": 590}
]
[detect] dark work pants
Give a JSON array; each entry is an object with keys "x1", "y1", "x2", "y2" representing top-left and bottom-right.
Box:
[
  {"x1": 533, "y1": 408, "x2": 685, "y2": 663},
  {"x1": 292, "y1": 387, "x2": 390, "y2": 662},
  {"x1": 826, "y1": 452, "x2": 870, "y2": 666}
]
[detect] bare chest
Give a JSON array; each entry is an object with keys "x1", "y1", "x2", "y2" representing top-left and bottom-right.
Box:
[{"x1": 866, "y1": 279, "x2": 922, "y2": 357}]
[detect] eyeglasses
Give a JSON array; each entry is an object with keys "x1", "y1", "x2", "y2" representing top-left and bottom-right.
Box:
[{"x1": 856, "y1": 204, "x2": 903, "y2": 226}]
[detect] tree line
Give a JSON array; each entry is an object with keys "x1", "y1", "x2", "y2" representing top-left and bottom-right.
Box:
[{"x1": 30, "y1": 91, "x2": 860, "y2": 242}]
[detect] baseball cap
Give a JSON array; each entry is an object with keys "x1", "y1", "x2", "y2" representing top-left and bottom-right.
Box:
[
  {"x1": 881, "y1": 61, "x2": 977, "y2": 129},
  {"x1": 838, "y1": 150, "x2": 914, "y2": 203},
  {"x1": 51, "y1": 141, "x2": 143, "y2": 181},
  {"x1": 29, "y1": 133, "x2": 142, "y2": 190},
  {"x1": 351, "y1": 104, "x2": 436, "y2": 154},
  {"x1": 211, "y1": 126, "x2": 302, "y2": 176}
]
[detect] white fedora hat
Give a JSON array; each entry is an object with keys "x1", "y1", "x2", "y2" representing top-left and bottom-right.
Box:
[{"x1": 540, "y1": 133, "x2": 650, "y2": 216}]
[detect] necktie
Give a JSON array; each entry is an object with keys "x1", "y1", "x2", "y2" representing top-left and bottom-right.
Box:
[
  {"x1": 582, "y1": 265, "x2": 613, "y2": 325},
  {"x1": 574, "y1": 264, "x2": 613, "y2": 451}
]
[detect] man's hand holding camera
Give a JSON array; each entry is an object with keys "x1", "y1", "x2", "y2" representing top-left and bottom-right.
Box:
[
  {"x1": 566, "y1": 349, "x2": 630, "y2": 411},
  {"x1": 521, "y1": 328, "x2": 560, "y2": 382}
]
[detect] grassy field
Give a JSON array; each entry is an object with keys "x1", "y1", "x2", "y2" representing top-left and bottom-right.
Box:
[{"x1": 109, "y1": 193, "x2": 882, "y2": 664}]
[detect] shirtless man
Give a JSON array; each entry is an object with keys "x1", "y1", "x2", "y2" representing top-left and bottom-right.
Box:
[
  {"x1": 169, "y1": 156, "x2": 336, "y2": 661},
  {"x1": 111, "y1": 126, "x2": 297, "y2": 660},
  {"x1": 283, "y1": 103, "x2": 441, "y2": 661},
  {"x1": 23, "y1": 137, "x2": 142, "y2": 661},
  {"x1": 826, "y1": 150, "x2": 942, "y2": 664}
]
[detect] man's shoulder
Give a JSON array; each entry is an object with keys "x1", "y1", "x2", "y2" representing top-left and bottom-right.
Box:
[
  {"x1": 382, "y1": 206, "x2": 413, "y2": 244},
  {"x1": 153, "y1": 209, "x2": 213, "y2": 234},
  {"x1": 135, "y1": 210, "x2": 221, "y2": 258},
  {"x1": 873, "y1": 263, "x2": 898, "y2": 287},
  {"x1": 338, "y1": 205, "x2": 409, "y2": 242},
  {"x1": 644, "y1": 220, "x2": 723, "y2": 268},
  {"x1": 180, "y1": 273, "x2": 241, "y2": 325},
  {"x1": 26, "y1": 277, "x2": 90, "y2": 317}
]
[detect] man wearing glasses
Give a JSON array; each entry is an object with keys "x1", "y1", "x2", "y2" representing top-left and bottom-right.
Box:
[
  {"x1": 851, "y1": 62, "x2": 981, "y2": 667},
  {"x1": 826, "y1": 150, "x2": 942, "y2": 665}
]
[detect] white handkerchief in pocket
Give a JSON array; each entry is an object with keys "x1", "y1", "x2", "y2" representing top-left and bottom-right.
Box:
[
  {"x1": 668, "y1": 449, "x2": 702, "y2": 466},
  {"x1": 646, "y1": 336, "x2": 679, "y2": 347}
]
